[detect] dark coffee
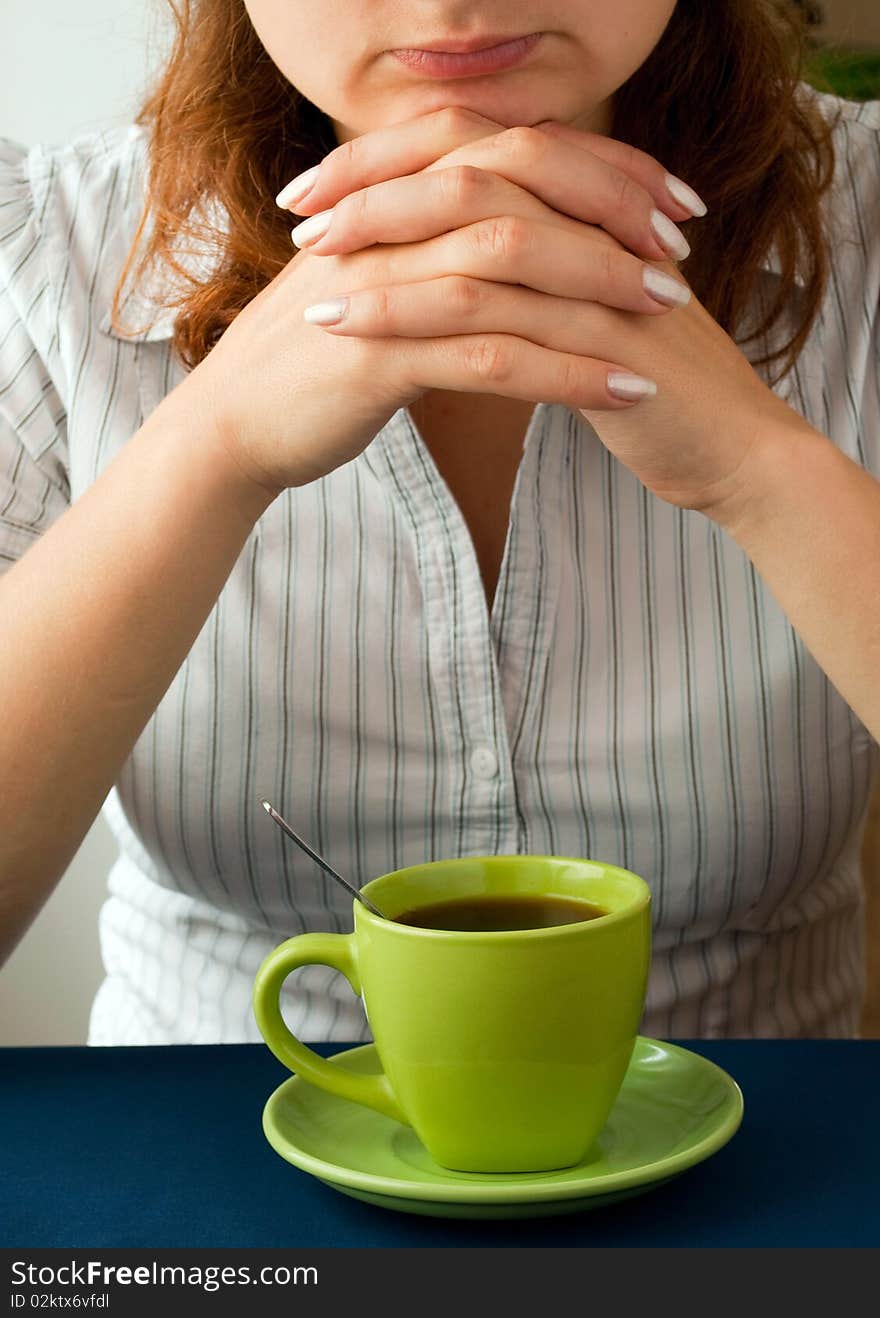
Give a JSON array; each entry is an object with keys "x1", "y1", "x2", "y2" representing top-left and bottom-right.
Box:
[{"x1": 393, "y1": 892, "x2": 607, "y2": 932}]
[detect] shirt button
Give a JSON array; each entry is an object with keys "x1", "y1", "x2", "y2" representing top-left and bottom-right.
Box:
[{"x1": 470, "y1": 747, "x2": 499, "y2": 779}]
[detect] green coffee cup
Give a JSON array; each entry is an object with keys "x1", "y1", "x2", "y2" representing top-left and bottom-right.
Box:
[{"x1": 253, "y1": 854, "x2": 651, "y2": 1173}]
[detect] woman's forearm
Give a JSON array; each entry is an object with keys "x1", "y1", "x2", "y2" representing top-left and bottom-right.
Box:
[
  {"x1": 0, "y1": 386, "x2": 278, "y2": 965},
  {"x1": 709, "y1": 417, "x2": 880, "y2": 745}
]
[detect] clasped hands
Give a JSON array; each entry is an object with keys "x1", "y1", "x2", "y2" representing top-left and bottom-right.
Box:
[{"x1": 278, "y1": 106, "x2": 816, "y2": 524}]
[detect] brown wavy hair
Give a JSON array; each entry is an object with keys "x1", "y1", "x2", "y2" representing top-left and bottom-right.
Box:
[{"x1": 111, "y1": 0, "x2": 841, "y2": 386}]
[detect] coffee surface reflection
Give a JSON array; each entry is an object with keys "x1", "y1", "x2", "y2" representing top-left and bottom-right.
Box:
[{"x1": 392, "y1": 892, "x2": 607, "y2": 932}]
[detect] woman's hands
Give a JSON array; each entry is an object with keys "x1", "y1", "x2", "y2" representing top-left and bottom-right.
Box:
[
  {"x1": 285, "y1": 106, "x2": 698, "y2": 388},
  {"x1": 281, "y1": 108, "x2": 807, "y2": 520},
  {"x1": 179, "y1": 105, "x2": 707, "y2": 500},
  {"x1": 188, "y1": 102, "x2": 799, "y2": 521},
  {"x1": 284, "y1": 113, "x2": 698, "y2": 260},
  {"x1": 529, "y1": 120, "x2": 813, "y2": 518}
]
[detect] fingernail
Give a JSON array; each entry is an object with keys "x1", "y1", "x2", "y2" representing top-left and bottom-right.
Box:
[
  {"x1": 607, "y1": 371, "x2": 658, "y2": 401},
  {"x1": 642, "y1": 266, "x2": 692, "y2": 308},
  {"x1": 649, "y1": 208, "x2": 690, "y2": 260},
  {"x1": 291, "y1": 207, "x2": 335, "y2": 248},
  {"x1": 276, "y1": 164, "x2": 321, "y2": 210},
  {"x1": 303, "y1": 297, "x2": 349, "y2": 325},
  {"x1": 664, "y1": 173, "x2": 707, "y2": 217}
]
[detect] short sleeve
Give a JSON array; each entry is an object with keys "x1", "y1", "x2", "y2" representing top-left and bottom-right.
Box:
[
  {"x1": 0, "y1": 137, "x2": 70, "y2": 575},
  {"x1": 852, "y1": 106, "x2": 880, "y2": 478},
  {"x1": 871, "y1": 133, "x2": 880, "y2": 475},
  {"x1": 823, "y1": 98, "x2": 880, "y2": 479}
]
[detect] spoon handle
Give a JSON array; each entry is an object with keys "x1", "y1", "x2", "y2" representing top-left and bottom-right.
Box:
[{"x1": 260, "y1": 800, "x2": 386, "y2": 919}]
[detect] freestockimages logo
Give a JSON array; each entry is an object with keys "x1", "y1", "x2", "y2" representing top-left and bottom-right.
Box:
[{"x1": 9, "y1": 1259, "x2": 317, "y2": 1297}]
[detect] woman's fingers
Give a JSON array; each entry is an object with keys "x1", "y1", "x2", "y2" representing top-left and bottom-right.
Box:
[
  {"x1": 532, "y1": 120, "x2": 707, "y2": 222},
  {"x1": 305, "y1": 274, "x2": 632, "y2": 349},
  {"x1": 302, "y1": 215, "x2": 690, "y2": 316},
  {"x1": 278, "y1": 110, "x2": 704, "y2": 262},
  {"x1": 278, "y1": 106, "x2": 500, "y2": 212},
  {"x1": 296, "y1": 133, "x2": 690, "y2": 268},
  {"x1": 291, "y1": 164, "x2": 592, "y2": 258},
  {"x1": 414, "y1": 126, "x2": 690, "y2": 262},
  {"x1": 400, "y1": 329, "x2": 650, "y2": 411}
]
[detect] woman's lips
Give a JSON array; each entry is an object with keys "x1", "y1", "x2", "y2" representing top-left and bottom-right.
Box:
[{"x1": 390, "y1": 33, "x2": 543, "y2": 79}]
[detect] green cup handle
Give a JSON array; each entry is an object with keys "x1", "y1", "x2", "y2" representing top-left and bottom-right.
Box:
[{"x1": 253, "y1": 932, "x2": 408, "y2": 1125}]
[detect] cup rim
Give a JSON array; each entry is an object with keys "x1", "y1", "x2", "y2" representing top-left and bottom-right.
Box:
[{"x1": 357, "y1": 854, "x2": 651, "y2": 941}]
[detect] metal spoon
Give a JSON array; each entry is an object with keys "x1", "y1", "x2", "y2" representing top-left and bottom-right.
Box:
[{"x1": 260, "y1": 799, "x2": 388, "y2": 920}]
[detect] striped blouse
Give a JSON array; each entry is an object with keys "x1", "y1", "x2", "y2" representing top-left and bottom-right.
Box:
[{"x1": 2, "y1": 87, "x2": 879, "y2": 1044}]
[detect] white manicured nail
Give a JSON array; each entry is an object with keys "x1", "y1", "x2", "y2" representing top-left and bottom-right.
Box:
[
  {"x1": 291, "y1": 208, "x2": 335, "y2": 248},
  {"x1": 276, "y1": 164, "x2": 320, "y2": 209},
  {"x1": 643, "y1": 266, "x2": 692, "y2": 307},
  {"x1": 664, "y1": 173, "x2": 708, "y2": 217},
  {"x1": 303, "y1": 297, "x2": 349, "y2": 325},
  {"x1": 607, "y1": 371, "x2": 658, "y2": 401},
  {"x1": 649, "y1": 208, "x2": 690, "y2": 260}
]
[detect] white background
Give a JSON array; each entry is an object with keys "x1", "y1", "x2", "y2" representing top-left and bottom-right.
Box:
[{"x1": 0, "y1": 0, "x2": 877, "y2": 1045}]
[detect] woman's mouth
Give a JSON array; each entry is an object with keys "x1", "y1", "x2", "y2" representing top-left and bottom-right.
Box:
[{"x1": 390, "y1": 33, "x2": 543, "y2": 80}]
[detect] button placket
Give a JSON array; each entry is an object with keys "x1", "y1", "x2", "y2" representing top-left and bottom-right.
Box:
[
  {"x1": 470, "y1": 746, "x2": 499, "y2": 780},
  {"x1": 491, "y1": 415, "x2": 566, "y2": 786},
  {"x1": 373, "y1": 408, "x2": 520, "y2": 851}
]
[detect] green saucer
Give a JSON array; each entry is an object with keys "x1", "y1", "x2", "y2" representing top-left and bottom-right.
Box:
[{"x1": 260, "y1": 1037, "x2": 744, "y2": 1220}]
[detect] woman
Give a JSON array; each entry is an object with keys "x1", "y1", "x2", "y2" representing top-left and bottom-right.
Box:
[{"x1": 1, "y1": 0, "x2": 878, "y2": 1043}]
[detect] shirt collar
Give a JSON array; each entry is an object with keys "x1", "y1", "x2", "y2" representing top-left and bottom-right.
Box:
[
  {"x1": 99, "y1": 187, "x2": 228, "y2": 343},
  {"x1": 757, "y1": 238, "x2": 809, "y2": 288}
]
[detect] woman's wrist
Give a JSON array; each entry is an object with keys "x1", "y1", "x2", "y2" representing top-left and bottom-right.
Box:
[
  {"x1": 153, "y1": 377, "x2": 284, "y2": 525},
  {"x1": 703, "y1": 412, "x2": 831, "y2": 547},
  {"x1": 705, "y1": 414, "x2": 880, "y2": 742}
]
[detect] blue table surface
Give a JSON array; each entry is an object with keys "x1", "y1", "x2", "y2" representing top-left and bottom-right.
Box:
[{"x1": 1, "y1": 1040, "x2": 878, "y2": 1248}]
